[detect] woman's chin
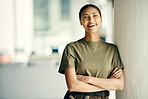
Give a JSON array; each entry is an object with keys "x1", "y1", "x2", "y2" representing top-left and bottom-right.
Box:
[{"x1": 86, "y1": 29, "x2": 99, "y2": 33}]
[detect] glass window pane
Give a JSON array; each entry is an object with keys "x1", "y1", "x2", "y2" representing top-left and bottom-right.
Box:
[
  {"x1": 61, "y1": 0, "x2": 70, "y2": 20},
  {"x1": 33, "y1": 0, "x2": 49, "y2": 32}
]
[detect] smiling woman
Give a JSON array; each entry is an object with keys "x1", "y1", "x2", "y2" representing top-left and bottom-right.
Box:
[
  {"x1": 79, "y1": 6, "x2": 102, "y2": 37},
  {"x1": 58, "y1": 4, "x2": 124, "y2": 99}
]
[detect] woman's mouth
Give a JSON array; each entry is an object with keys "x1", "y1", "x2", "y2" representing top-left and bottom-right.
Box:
[{"x1": 88, "y1": 23, "x2": 96, "y2": 27}]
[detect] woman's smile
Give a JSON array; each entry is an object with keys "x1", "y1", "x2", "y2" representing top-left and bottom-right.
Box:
[{"x1": 88, "y1": 23, "x2": 97, "y2": 28}]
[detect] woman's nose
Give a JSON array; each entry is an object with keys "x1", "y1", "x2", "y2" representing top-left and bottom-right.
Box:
[{"x1": 89, "y1": 16, "x2": 94, "y2": 23}]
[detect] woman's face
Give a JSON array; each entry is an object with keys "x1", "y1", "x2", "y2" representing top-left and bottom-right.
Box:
[{"x1": 80, "y1": 7, "x2": 102, "y2": 33}]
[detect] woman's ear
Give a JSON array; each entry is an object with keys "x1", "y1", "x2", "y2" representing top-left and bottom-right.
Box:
[
  {"x1": 100, "y1": 17, "x2": 102, "y2": 23},
  {"x1": 80, "y1": 20, "x2": 83, "y2": 26}
]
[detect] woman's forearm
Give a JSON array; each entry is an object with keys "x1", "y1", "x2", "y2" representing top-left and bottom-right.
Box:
[
  {"x1": 88, "y1": 70, "x2": 124, "y2": 91},
  {"x1": 65, "y1": 68, "x2": 105, "y2": 92},
  {"x1": 88, "y1": 77, "x2": 123, "y2": 91},
  {"x1": 68, "y1": 79, "x2": 105, "y2": 92},
  {"x1": 77, "y1": 69, "x2": 124, "y2": 91}
]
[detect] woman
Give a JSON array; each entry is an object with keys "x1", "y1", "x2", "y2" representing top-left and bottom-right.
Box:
[{"x1": 58, "y1": 4, "x2": 124, "y2": 99}]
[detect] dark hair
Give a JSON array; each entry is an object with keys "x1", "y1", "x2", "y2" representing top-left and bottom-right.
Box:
[{"x1": 79, "y1": 4, "x2": 102, "y2": 20}]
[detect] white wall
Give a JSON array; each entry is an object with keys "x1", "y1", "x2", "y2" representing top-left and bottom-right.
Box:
[
  {"x1": 15, "y1": 0, "x2": 33, "y2": 63},
  {"x1": 0, "y1": 0, "x2": 33, "y2": 63},
  {"x1": 0, "y1": 0, "x2": 14, "y2": 59},
  {"x1": 114, "y1": 0, "x2": 148, "y2": 99}
]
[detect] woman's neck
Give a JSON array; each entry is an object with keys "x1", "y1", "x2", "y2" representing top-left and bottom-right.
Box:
[{"x1": 84, "y1": 32, "x2": 100, "y2": 42}]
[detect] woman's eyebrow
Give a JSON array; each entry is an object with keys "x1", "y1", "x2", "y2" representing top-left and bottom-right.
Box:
[
  {"x1": 83, "y1": 14, "x2": 88, "y2": 16},
  {"x1": 92, "y1": 12, "x2": 97, "y2": 14},
  {"x1": 83, "y1": 12, "x2": 97, "y2": 16}
]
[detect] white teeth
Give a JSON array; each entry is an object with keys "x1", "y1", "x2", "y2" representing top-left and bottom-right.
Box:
[{"x1": 89, "y1": 24, "x2": 96, "y2": 26}]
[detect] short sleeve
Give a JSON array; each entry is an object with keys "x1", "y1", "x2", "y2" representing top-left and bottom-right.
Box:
[
  {"x1": 112, "y1": 45, "x2": 124, "y2": 70},
  {"x1": 58, "y1": 44, "x2": 75, "y2": 74}
]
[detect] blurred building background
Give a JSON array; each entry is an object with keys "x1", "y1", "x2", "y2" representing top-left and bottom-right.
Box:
[
  {"x1": 0, "y1": 0, "x2": 120, "y2": 99},
  {"x1": 0, "y1": 0, "x2": 114, "y2": 63}
]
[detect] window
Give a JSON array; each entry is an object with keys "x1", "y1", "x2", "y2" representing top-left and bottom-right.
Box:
[
  {"x1": 61, "y1": 0, "x2": 70, "y2": 20},
  {"x1": 33, "y1": 0, "x2": 49, "y2": 36}
]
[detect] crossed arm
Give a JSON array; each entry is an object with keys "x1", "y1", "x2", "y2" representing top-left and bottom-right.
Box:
[{"x1": 65, "y1": 68, "x2": 124, "y2": 92}]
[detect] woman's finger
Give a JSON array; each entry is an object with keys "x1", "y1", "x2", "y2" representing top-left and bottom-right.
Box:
[
  {"x1": 112, "y1": 69, "x2": 121, "y2": 76},
  {"x1": 113, "y1": 68, "x2": 117, "y2": 72},
  {"x1": 110, "y1": 69, "x2": 122, "y2": 78},
  {"x1": 116, "y1": 74, "x2": 121, "y2": 79},
  {"x1": 110, "y1": 73, "x2": 121, "y2": 79},
  {"x1": 110, "y1": 69, "x2": 119, "y2": 77},
  {"x1": 114, "y1": 72, "x2": 121, "y2": 78},
  {"x1": 115, "y1": 73, "x2": 122, "y2": 79},
  {"x1": 111, "y1": 68, "x2": 117, "y2": 75},
  {"x1": 113, "y1": 71, "x2": 121, "y2": 78}
]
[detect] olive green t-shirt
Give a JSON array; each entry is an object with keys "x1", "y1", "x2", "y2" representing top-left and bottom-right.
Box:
[{"x1": 58, "y1": 38, "x2": 124, "y2": 78}]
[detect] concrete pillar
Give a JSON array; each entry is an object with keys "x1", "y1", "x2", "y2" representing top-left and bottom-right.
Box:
[{"x1": 114, "y1": 0, "x2": 148, "y2": 99}]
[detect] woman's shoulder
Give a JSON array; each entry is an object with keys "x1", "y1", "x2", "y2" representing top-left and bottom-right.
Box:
[
  {"x1": 66, "y1": 38, "x2": 83, "y2": 47},
  {"x1": 101, "y1": 40, "x2": 117, "y2": 49},
  {"x1": 62, "y1": 39, "x2": 82, "y2": 52}
]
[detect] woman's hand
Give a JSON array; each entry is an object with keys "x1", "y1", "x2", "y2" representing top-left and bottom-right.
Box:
[
  {"x1": 110, "y1": 68, "x2": 122, "y2": 79},
  {"x1": 76, "y1": 75, "x2": 90, "y2": 83},
  {"x1": 77, "y1": 68, "x2": 122, "y2": 83}
]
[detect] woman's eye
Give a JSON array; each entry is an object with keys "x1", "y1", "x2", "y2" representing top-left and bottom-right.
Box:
[
  {"x1": 94, "y1": 15, "x2": 98, "y2": 17},
  {"x1": 83, "y1": 16, "x2": 88, "y2": 18}
]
